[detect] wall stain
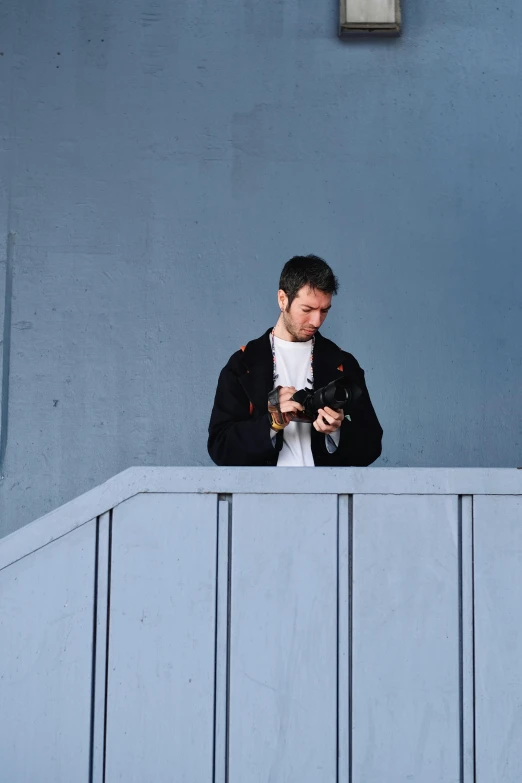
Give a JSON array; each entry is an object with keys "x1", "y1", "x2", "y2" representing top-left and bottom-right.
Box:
[{"x1": 0, "y1": 232, "x2": 15, "y2": 479}]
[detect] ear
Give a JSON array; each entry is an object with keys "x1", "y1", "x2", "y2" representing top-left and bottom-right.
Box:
[{"x1": 277, "y1": 289, "x2": 287, "y2": 311}]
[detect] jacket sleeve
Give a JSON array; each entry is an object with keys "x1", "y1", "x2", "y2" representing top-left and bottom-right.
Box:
[
  {"x1": 314, "y1": 362, "x2": 383, "y2": 467},
  {"x1": 208, "y1": 363, "x2": 282, "y2": 466}
]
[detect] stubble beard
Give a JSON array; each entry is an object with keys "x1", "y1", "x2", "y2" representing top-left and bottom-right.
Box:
[{"x1": 282, "y1": 309, "x2": 310, "y2": 342}]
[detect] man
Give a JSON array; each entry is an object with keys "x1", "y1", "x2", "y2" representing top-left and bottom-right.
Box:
[{"x1": 208, "y1": 255, "x2": 382, "y2": 467}]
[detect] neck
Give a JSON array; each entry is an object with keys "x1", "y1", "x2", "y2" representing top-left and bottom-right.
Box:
[
  {"x1": 273, "y1": 315, "x2": 315, "y2": 343},
  {"x1": 273, "y1": 315, "x2": 297, "y2": 342}
]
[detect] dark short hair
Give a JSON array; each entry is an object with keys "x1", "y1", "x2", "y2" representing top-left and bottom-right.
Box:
[{"x1": 279, "y1": 255, "x2": 339, "y2": 309}]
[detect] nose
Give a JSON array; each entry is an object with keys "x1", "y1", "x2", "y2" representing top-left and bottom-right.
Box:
[{"x1": 309, "y1": 312, "x2": 322, "y2": 327}]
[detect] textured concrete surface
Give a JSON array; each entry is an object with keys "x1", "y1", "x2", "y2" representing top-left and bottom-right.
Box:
[{"x1": 1, "y1": 0, "x2": 521, "y2": 535}]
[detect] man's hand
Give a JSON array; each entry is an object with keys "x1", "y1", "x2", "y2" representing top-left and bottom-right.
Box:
[
  {"x1": 313, "y1": 406, "x2": 345, "y2": 434},
  {"x1": 268, "y1": 386, "x2": 304, "y2": 430},
  {"x1": 277, "y1": 386, "x2": 304, "y2": 426}
]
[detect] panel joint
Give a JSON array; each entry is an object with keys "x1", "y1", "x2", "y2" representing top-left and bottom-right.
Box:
[
  {"x1": 337, "y1": 494, "x2": 353, "y2": 783},
  {"x1": 89, "y1": 510, "x2": 112, "y2": 783},
  {"x1": 459, "y1": 495, "x2": 476, "y2": 783},
  {"x1": 214, "y1": 495, "x2": 232, "y2": 783}
]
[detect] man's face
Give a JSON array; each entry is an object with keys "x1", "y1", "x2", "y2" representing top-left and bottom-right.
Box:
[{"x1": 278, "y1": 285, "x2": 332, "y2": 341}]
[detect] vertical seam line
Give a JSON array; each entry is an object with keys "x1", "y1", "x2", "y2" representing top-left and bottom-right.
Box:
[
  {"x1": 224, "y1": 497, "x2": 233, "y2": 783},
  {"x1": 471, "y1": 496, "x2": 477, "y2": 783},
  {"x1": 458, "y1": 495, "x2": 464, "y2": 783},
  {"x1": 336, "y1": 494, "x2": 340, "y2": 783},
  {"x1": 102, "y1": 509, "x2": 113, "y2": 783},
  {"x1": 348, "y1": 494, "x2": 353, "y2": 783},
  {"x1": 88, "y1": 516, "x2": 101, "y2": 783},
  {"x1": 0, "y1": 232, "x2": 15, "y2": 477},
  {"x1": 212, "y1": 496, "x2": 220, "y2": 783}
]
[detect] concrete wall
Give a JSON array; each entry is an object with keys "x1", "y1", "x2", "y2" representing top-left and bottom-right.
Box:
[
  {"x1": 1, "y1": 0, "x2": 521, "y2": 536},
  {"x1": 2, "y1": 468, "x2": 522, "y2": 782}
]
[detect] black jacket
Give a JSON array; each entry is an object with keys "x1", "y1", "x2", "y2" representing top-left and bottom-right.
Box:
[{"x1": 208, "y1": 328, "x2": 383, "y2": 467}]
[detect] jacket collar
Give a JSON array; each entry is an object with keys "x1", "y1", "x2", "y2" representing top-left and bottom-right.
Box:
[{"x1": 238, "y1": 328, "x2": 344, "y2": 408}]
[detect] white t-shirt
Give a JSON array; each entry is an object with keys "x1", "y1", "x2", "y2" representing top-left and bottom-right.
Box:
[{"x1": 272, "y1": 335, "x2": 340, "y2": 467}]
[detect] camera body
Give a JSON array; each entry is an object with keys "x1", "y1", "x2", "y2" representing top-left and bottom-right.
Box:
[{"x1": 291, "y1": 375, "x2": 362, "y2": 423}]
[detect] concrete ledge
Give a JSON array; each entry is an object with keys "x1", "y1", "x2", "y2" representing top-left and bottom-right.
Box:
[{"x1": 1, "y1": 466, "x2": 520, "y2": 571}]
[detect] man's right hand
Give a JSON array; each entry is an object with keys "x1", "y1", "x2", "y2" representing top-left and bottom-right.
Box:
[
  {"x1": 269, "y1": 386, "x2": 304, "y2": 430},
  {"x1": 277, "y1": 387, "x2": 304, "y2": 423}
]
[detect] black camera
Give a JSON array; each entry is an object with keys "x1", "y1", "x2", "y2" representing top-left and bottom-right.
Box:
[{"x1": 291, "y1": 376, "x2": 362, "y2": 423}]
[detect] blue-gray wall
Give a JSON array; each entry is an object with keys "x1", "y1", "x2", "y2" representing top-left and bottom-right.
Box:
[{"x1": 1, "y1": 0, "x2": 521, "y2": 536}]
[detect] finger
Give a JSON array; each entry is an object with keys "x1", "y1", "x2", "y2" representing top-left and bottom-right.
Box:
[
  {"x1": 318, "y1": 408, "x2": 336, "y2": 425},
  {"x1": 318, "y1": 410, "x2": 343, "y2": 433},
  {"x1": 280, "y1": 402, "x2": 304, "y2": 413},
  {"x1": 323, "y1": 406, "x2": 344, "y2": 420},
  {"x1": 317, "y1": 424, "x2": 336, "y2": 435},
  {"x1": 279, "y1": 402, "x2": 302, "y2": 413},
  {"x1": 316, "y1": 422, "x2": 336, "y2": 434},
  {"x1": 279, "y1": 388, "x2": 298, "y2": 401},
  {"x1": 314, "y1": 416, "x2": 329, "y2": 433}
]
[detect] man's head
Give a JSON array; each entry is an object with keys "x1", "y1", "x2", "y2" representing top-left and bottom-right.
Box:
[{"x1": 277, "y1": 255, "x2": 339, "y2": 342}]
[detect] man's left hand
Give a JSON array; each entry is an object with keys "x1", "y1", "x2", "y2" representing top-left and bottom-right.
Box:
[{"x1": 313, "y1": 407, "x2": 345, "y2": 434}]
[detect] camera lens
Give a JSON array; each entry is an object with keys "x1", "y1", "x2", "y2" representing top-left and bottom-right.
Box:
[
  {"x1": 293, "y1": 375, "x2": 362, "y2": 421},
  {"x1": 323, "y1": 381, "x2": 349, "y2": 409}
]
